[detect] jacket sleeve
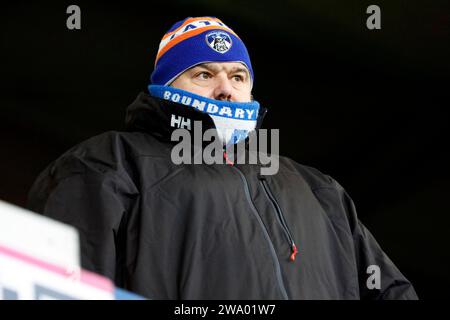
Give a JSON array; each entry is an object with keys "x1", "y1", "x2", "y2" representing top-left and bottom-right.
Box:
[
  {"x1": 27, "y1": 153, "x2": 138, "y2": 285},
  {"x1": 330, "y1": 178, "x2": 418, "y2": 300}
]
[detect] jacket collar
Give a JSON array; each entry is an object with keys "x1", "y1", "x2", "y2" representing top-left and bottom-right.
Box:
[{"x1": 125, "y1": 92, "x2": 268, "y2": 144}]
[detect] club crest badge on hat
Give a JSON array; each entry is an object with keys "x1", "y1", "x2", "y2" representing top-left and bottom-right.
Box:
[{"x1": 205, "y1": 31, "x2": 232, "y2": 53}]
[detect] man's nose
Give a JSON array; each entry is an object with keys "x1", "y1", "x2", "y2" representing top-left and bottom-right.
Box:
[{"x1": 213, "y1": 75, "x2": 233, "y2": 101}]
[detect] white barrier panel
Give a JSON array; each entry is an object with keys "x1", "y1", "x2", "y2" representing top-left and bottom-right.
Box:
[
  {"x1": 0, "y1": 244, "x2": 114, "y2": 299},
  {"x1": 0, "y1": 200, "x2": 80, "y2": 269},
  {"x1": 0, "y1": 199, "x2": 115, "y2": 299}
]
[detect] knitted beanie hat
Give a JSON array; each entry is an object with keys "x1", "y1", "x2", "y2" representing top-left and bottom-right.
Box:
[{"x1": 150, "y1": 17, "x2": 253, "y2": 86}]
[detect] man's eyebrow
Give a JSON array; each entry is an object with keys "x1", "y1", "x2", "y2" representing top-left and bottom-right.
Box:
[
  {"x1": 196, "y1": 64, "x2": 249, "y2": 77},
  {"x1": 230, "y1": 67, "x2": 249, "y2": 76}
]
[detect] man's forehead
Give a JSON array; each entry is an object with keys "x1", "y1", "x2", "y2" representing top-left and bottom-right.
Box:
[{"x1": 193, "y1": 62, "x2": 250, "y2": 74}]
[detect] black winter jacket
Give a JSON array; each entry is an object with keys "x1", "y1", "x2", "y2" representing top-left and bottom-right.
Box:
[{"x1": 27, "y1": 92, "x2": 418, "y2": 300}]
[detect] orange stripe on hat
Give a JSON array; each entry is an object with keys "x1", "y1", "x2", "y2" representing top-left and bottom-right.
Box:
[
  {"x1": 161, "y1": 17, "x2": 222, "y2": 41},
  {"x1": 154, "y1": 25, "x2": 238, "y2": 66}
]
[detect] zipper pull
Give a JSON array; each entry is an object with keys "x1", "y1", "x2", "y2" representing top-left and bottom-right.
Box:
[
  {"x1": 290, "y1": 243, "x2": 299, "y2": 262},
  {"x1": 223, "y1": 151, "x2": 234, "y2": 166}
]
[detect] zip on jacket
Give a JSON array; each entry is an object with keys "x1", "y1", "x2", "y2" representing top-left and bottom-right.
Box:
[
  {"x1": 258, "y1": 174, "x2": 299, "y2": 262},
  {"x1": 222, "y1": 151, "x2": 299, "y2": 262},
  {"x1": 227, "y1": 160, "x2": 289, "y2": 300}
]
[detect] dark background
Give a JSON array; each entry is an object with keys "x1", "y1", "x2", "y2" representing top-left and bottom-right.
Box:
[{"x1": 1, "y1": 1, "x2": 449, "y2": 299}]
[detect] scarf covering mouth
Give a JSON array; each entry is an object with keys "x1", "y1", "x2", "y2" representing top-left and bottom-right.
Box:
[{"x1": 148, "y1": 85, "x2": 260, "y2": 146}]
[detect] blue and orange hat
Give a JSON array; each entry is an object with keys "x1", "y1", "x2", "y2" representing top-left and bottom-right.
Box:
[{"x1": 150, "y1": 17, "x2": 254, "y2": 86}]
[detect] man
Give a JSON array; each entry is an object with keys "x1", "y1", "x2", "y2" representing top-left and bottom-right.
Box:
[{"x1": 27, "y1": 17, "x2": 418, "y2": 299}]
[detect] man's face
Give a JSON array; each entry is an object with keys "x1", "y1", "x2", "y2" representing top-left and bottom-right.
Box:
[{"x1": 170, "y1": 62, "x2": 252, "y2": 102}]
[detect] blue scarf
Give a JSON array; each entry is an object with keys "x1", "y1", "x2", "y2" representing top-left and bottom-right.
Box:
[{"x1": 148, "y1": 85, "x2": 260, "y2": 145}]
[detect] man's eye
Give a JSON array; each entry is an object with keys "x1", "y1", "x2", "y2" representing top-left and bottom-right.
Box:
[
  {"x1": 232, "y1": 75, "x2": 244, "y2": 82},
  {"x1": 196, "y1": 72, "x2": 211, "y2": 80}
]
